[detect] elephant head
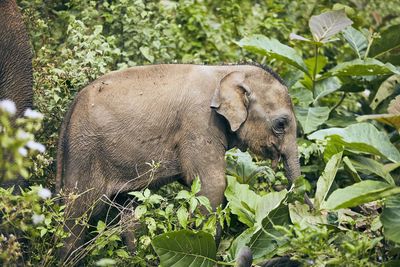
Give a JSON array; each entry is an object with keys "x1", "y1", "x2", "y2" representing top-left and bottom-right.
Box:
[{"x1": 211, "y1": 66, "x2": 300, "y2": 181}]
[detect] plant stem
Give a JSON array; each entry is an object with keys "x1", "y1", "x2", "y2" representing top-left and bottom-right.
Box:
[
  {"x1": 364, "y1": 31, "x2": 375, "y2": 60},
  {"x1": 330, "y1": 92, "x2": 347, "y2": 112},
  {"x1": 312, "y1": 44, "x2": 319, "y2": 99}
]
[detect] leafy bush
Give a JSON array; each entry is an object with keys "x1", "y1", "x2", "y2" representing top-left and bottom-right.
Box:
[{"x1": 0, "y1": 0, "x2": 398, "y2": 266}]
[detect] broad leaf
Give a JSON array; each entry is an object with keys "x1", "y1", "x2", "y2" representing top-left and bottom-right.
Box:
[
  {"x1": 360, "y1": 95, "x2": 400, "y2": 130},
  {"x1": 305, "y1": 56, "x2": 328, "y2": 77},
  {"x1": 290, "y1": 84, "x2": 314, "y2": 107},
  {"x1": 237, "y1": 35, "x2": 309, "y2": 74},
  {"x1": 343, "y1": 156, "x2": 361, "y2": 182},
  {"x1": 228, "y1": 227, "x2": 256, "y2": 261},
  {"x1": 289, "y1": 202, "x2": 327, "y2": 227},
  {"x1": 309, "y1": 10, "x2": 353, "y2": 43},
  {"x1": 308, "y1": 123, "x2": 400, "y2": 163},
  {"x1": 357, "y1": 114, "x2": 400, "y2": 131},
  {"x1": 323, "y1": 180, "x2": 400, "y2": 210},
  {"x1": 326, "y1": 58, "x2": 400, "y2": 77},
  {"x1": 225, "y1": 175, "x2": 260, "y2": 227},
  {"x1": 302, "y1": 56, "x2": 329, "y2": 90},
  {"x1": 322, "y1": 138, "x2": 344, "y2": 162},
  {"x1": 255, "y1": 190, "x2": 288, "y2": 225},
  {"x1": 247, "y1": 204, "x2": 290, "y2": 261},
  {"x1": 296, "y1": 106, "x2": 331, "y2": 134},
  {"x1": 349, "y1": 156, "x2": 395, "y2": 185},
  {"x1": 225, "y1": 176, "x2": 288, "y2": 227},
  {"x1": 342, "y1": 26, "x2": 367, "y2": 59},
  {"x1": 139, "y1": 47, "x2": 154, "y2": 62},
  {"x1": 381, "y1": 195, "x2": 400, "y2": 243},
  {"x1": 370, "y1": 24, "x2": 400, "y2": 58},
  {"x1": 226, "y1": 149, "x2": 270, "y2": 184},
  {"x1": 314, "y1": 77, "x2": 342, "y2": 103},
  {"x1": 152, "y1": 230, "x2": 217, "y2": 267},
  {"x1": 370, "y1": 74, "x2": 400, "y2": 110},
  {"x1": 289, "y1": 32, "x2": 311, "y2": 42},
  {"x1": 314, "y1": 152, "x2": 343, "y2": 210}
]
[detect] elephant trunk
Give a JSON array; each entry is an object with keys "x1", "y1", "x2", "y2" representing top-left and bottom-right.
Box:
[{"x1": 282, "y1": 145, "x2": 301, "y2": 182}]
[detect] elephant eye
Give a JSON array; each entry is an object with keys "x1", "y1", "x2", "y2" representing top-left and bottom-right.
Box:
[{"x1": 272, "y1": 117, "x2": 288, "y2": 135}]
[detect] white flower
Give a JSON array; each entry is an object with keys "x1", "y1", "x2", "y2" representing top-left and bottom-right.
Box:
[
  {"x1": 38, "y1": 188, "x2": 52, "y2": 199},
  {"x1": 24, "y1": 108, "x2": 43, "y2": 119},
  {"x1": 26, "y1": 140, "x2": 46, "y2": 153},
  {"x1": 18, "y1": 147, "x2": 28, "y2": 157},
  {"x1": 17, "y1": 130, "x2": 30, "y2": 140},
  {"x1": 0, "y1": 99, "x2": 16, "y2": 116},
  {"x1": 32, "y1": 213, "x2": 45, "y2": 225},
  {"x1": 362, "y1": 89, "x2": 371, "y2": 98}
]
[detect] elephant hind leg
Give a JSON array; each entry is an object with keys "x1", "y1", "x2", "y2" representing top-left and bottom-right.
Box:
[
  {"x1": 120, "y1": 204, "x2": 140, "y2": 254},
  {"x1": 58, "y1": 167, "x2": 111, "y2": 263},
  {"x1": 58, "y1": 189, "x2": 107, "y2": 265}
]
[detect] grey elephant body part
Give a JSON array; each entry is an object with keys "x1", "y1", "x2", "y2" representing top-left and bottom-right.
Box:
[
  {"x1": 56, "y1": 64, "x2": 300, "y2": 262},
  {"x1": 0, "y1": 0, "x2": 33, "y2": 116},
  {"x1": 0, "y1": 0, "x2": 33, "y2": 190}
]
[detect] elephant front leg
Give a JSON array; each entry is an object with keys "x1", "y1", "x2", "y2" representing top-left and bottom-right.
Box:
[{"x1": 179, "y1": 144, "x2": 227, "y2": 210}]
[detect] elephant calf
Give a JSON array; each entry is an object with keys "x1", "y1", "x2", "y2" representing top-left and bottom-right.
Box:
[{"x1": 56, "y1": 64, "x2": 300, "y2": 260}]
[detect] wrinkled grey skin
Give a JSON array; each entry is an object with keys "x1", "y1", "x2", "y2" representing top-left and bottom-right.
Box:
[
  {"x1": 0, "y1": 0, "x2": 33, "y2": 116},
  {"x1": 0, "y1": 0, "x2": 32, "y2": 190},
  {"x1": 56, "y1": 64, "x2": 300, "y2": 261}
]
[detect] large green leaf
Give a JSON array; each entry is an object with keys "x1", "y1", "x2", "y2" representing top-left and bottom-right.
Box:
[
  {"x1": 302, "y1": 56, "x2": 329, "y2": 90},
  {"x1": 152, "y1": 230, "x2": 217, "y2": 267},
  {"x1": 342, "y1": 26, "x2": 367, "y2": 59},
  {"x1": 314, "y1": 152, "x2": 343, "y2": 210},
  {"x1": 326, "y1": 58, "x2": 400, "y2": 77},
  {"x1": 228, "y1": 227, "x2": 256, "y2": 262},
  {"x1": 370, "y1": 74, "x2": 400, "y2": 110},
  {"x1": 349, "y1": 156, "x2": 395, "y2": 185},
  {"x1": 323, "y1": 180, "x2": 400, "y2": 210},
  {"x1": 296, "y1": 106, "x2": 331, "y2": 134},
  {"x1": 342, "y1": 156, "x2": 361, "y2": 182},
  {"x1": 225, "y1": 176, "x2": 288, "y2": 227},
  {"x1": 305, "y1": 56, "x2": 328, "y2": 77},
  {"x1": 370, "y1": 24, "x2": 400, "y2": 58},
  {"x1": 237, "y1": 35, "x2": 309, "y2": 74},
  {"x1": 229, "y1": 200, "x2": 289, "y2": 262},
  {"x1": 247, "y1": 204, "x2": 290, "y2": 261},
  {"x1": 225, "y1": 149, "x2": 270, "y2": 184},
  {"x1": 289, "y1": 202, "x2": 327, "y2": 227},
  {"x1": 290, "y1": 86, "x2": 314, "y2": 107},
  {"x1": 314, "y1": 77, "x2": 342, "y2": 103},
  {"x1": 225, "y1": 176, "x2": 260, "y2": 227},
  {"x1": 308, "y1": 123, "x2": 400, "y2": 163},
  {"x1": 309, "y1": 10, "x2": 353, "y2": 43},
  {"x1": 357, "y1": 114, "x2": 400, "y2": 130},
  {"x1": 255, "y1": 190, "x2": 288, "y2": 224},
  {"x1": 381, "y1": 195, "x2": 400, "y2": 243}
]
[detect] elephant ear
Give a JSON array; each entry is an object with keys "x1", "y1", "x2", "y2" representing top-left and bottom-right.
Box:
[{"x1": 210, "y1": 71, "x2": 251, "y2": 132}]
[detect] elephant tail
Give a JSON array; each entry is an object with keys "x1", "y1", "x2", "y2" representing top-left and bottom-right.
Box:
[{"x1": 55, "y1": 95, "x2": 80, "y2": 194}]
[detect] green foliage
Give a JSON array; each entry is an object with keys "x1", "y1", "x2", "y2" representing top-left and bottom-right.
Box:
[
  {"x1": 323, "y1": 180, "x2": 400, "y2": 210},
  {"x1": 0, "y1": 185, "x2": 67, "y2": 266},
  {"x1": 237, "y1": 35, "x2": 309, "y2": 74},
  {"x1": 276, "y1": 224, "x2": 382, "y2": 267},
  {"x1": 0, "y1": 102, "x2": 44, "y2": 182},
  {"x1": 152, "y1": 230, "x2": 217, "y2": 267},
  {"x1": 309, "y1": 123, "x2": 400, "y2": 162},
  {"x1": 1, "y1": 0, "x2": 399, "y2": 266}
]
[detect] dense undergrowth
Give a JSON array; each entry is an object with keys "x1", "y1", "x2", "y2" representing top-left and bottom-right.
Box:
[{"x1": 1, "y1": 0, "x2": 400, "y2": 266}]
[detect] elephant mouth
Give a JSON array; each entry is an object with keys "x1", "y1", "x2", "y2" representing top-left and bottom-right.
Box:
[{"x1": 261, "y1": 145, "x2": 281, "y2": 170}]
